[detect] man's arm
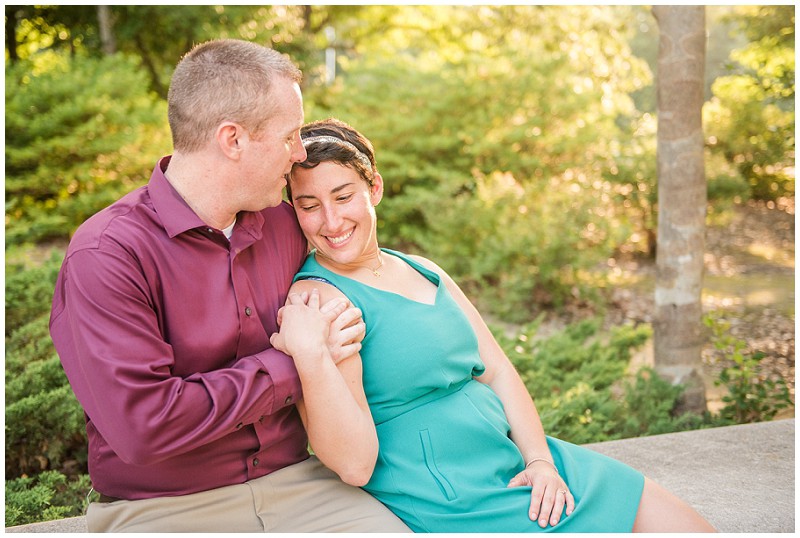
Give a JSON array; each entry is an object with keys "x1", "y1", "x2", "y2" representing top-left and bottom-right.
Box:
[{"x1": 50, "y1": 246, "x2": 301, "y2": 466}]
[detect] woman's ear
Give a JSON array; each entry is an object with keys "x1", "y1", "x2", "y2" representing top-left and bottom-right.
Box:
[{"x1": 370, "y1": 172, "x2": 385, "y2": 206}]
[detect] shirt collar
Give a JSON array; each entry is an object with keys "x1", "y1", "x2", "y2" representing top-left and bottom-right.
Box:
[{"x1": 149, "y1": 155, "x2": 265, "y2": 240}]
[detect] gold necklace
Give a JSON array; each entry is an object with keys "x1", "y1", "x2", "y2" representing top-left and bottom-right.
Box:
[{"x1": 369, "y1": 251, "x2": 384, "y2": 277}]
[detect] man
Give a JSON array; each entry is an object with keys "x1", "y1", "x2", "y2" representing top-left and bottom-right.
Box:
[{"x1": 49, "y1": 39, "x2": 410, "y2": 532}]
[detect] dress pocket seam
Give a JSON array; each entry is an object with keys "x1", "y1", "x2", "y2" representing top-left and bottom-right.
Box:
[{"x1": 419, "y1": 429, "x2": 457, "y2": 501}]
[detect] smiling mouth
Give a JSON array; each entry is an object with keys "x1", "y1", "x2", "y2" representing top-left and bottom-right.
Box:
[{"x1": 326, "y1": 229, "x2": 353, "y2": 245}]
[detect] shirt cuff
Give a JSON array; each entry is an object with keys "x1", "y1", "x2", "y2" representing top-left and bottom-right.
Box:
[{"x1": 255, "y1": 348, "x2": 303, "y2": 412}]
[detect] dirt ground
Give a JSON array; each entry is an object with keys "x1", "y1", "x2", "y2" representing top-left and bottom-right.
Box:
[{"x1": 607, "y1": 198, "x2": 795, "y2": 414}]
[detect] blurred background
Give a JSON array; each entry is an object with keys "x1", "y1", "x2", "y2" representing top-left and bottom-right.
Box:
[{"x1": 4, "y1": 5, "x2": 794, "y2": 526}]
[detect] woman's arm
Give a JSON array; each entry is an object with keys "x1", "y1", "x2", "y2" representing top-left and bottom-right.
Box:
[
  {"x1": 270, "y1": 280, "x2": 378, "y2": 486},
  {"x1": 411, "y1": 255, "x2": 574, "y2": 527}
]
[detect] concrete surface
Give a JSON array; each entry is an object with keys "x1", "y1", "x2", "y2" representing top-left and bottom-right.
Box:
[
  {"x1": 586, "y1": 418, "x2": 795, "y2": 533},
  {"x1": 6, "y1": 419, "x2": 794, "y2": 533}
]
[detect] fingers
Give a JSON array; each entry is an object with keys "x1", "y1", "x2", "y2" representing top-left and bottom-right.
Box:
[
  {"x1": 528, "y1": 483, "x2": 548, "y2": 527},
  {"x1": 320, "y1": 295, "x2": 349, "y2": 318},
  {"x1": 507, "y1": 470, "x2": 531, "y2": 488},
  {"x1": 307, "y1": 288, "x2": 320, "y2": 309},
  {"x1": 549, "y1": 489, "x2": 567, "y2": 527},
  {"x1": 286, "y1": 290, "x2": 348, "y2": 321},
  {"x1": 285, "y1": 291, "x2": 309, "y2": 306},
  {"x1": 330, "y1": 304, "x2": 363, "y2": 330},
  {"x1": 335, "y1": 341, "x2": 363, "y2": 363},
  {"x1": 328, "y1": 318, "x2": 365, "y2": 364},
  {"x1": 529, "y1": 481, "x2": 571, "y2": 528},
  {"x1": 335, "y1": 314, "x2": 366, "y2": 342},
  {"x1": 565, "y1": 488, "x2": 575, "y2": 516},
  {"x1": 269, "y1": 331, "x2": 284, "y2": 352}
]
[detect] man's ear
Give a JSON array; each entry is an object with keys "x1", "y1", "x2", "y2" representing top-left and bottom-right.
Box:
[
  {"x1": 371, "y1": 172, "x2": 385, "y2": 206},
  {"x1": 217, "y1": 122, "x2": 243, "y2": 160}
]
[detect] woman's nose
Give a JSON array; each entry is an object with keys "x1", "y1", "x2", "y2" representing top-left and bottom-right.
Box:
[{"x1": 322, "y1": 205, "x2": 342, "y2": 229}]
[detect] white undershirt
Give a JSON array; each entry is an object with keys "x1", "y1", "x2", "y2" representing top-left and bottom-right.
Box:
[{"x1": 221, "y1": 219, "x2": 236, "y2": 239}]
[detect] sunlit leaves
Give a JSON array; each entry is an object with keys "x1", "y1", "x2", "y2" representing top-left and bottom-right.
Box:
[{"x1": 5, "y1": 52, "x2": 167, "y2": 244}]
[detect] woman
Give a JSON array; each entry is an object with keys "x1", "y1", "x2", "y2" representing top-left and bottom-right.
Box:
[{"x1": 272, "y1": 118, "x2": 716, "y2": 533}]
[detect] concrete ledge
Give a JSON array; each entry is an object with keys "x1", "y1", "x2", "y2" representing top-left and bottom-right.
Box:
[
  {"x1": 586, "y1": 418, "x2": 795, "y2": 533},
  {"x1": 5, "y1": 516, "x2": 88, "y2": 533},
  {"x1": 6, "y1": 419, "x2": 794, "y2": 533}
]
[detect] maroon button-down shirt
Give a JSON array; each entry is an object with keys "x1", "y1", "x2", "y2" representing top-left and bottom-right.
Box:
[{"x1": 49, "y1": 156, "x2": 309, "y2": 500}]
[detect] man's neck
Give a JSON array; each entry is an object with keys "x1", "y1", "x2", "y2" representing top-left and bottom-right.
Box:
[{"x1": 164, "y1": 152, "x2": 237, "y2": 230}]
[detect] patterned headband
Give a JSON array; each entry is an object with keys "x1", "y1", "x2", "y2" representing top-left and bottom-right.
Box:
[{"x1": 301, "y1": 135, "x2": 372, "y2": 170}]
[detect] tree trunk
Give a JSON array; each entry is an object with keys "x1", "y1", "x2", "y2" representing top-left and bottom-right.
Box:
[
  {"x1": 652, "y1": 6, "x2": 708, "y2": 413},
  {"x1": 97, "y1": 6, "x2": 116, "y2": 55},
  {"x1": 5, "y1": 5, "x2": 19, "y2": 62}
]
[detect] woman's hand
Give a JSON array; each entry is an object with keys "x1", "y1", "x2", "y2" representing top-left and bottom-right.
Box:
[
  {"x1": 326, "y1": 301, "x2": 365, "y2": 364},
  {"x1": 272, "y1": 288, "x2": 365, "y2": 364},
  {"x1": 271, "y1": 289, "x2": 342, "y2": 364},
  {"x1": 507, "y1": 460, "x2": 575, "y2": 528}
]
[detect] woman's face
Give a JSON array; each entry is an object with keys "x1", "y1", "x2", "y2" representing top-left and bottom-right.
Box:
[{"x1": 289, "y1": 161, "x2": 383, "y2": 267}]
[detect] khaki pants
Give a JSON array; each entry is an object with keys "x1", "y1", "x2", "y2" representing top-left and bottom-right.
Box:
[{"x1": 86, "y1": 457, "x2": 411, "y2": 532}]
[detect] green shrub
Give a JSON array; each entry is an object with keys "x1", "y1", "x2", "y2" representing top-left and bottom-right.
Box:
[
  {"x1": 615, "y1": 368, "x2": 709, "y2": 438},
  {"x1": 5, "y1": 250, "x2": 63, "y2": 336},
  {"x1": 5, "y1": 50, "x2": 168, "y2": 246},
  {"x1": 704, "y1": 312, "x2": 794, "y2": 423},
  {"x1": 5, "y1": 250, "x2": 87, "y2": 480},
  {"x1": 5, "y1": 379, "x2": 87, "y2": 480},
  {"x1": 306, "y1": 11, "x2": 647, "y2": 319},
  {"x1": 5, "y1": 471, "x2": 92, "y2": 527},
  {"x1": 497, "y1": 318, "x2": 709, "y2": 444}
]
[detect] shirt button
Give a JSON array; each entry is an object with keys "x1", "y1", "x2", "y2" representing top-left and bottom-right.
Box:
[
  {"x1": 253, "y1": 458, "x2": 260, "y2": 467},
  {"x1": 245, "y1": 307, "x2": 252, "y2": 317},
  {"x1": 284, "y1": 396, "x2": 293, "y2": 405},
  {"x1": 235, "y1": 422, "x2": 243, "y2": 430}
]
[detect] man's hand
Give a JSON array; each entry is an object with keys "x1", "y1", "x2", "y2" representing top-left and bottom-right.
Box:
[
  {"x1": 271, "y1": 288, "x2": 365, "y2": 365},
  {"x1": 270, "y1": 289, "x2": 344, "y2": 365}
]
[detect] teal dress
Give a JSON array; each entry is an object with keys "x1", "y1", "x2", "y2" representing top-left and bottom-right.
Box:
[{"x1": 294, "y1": 249, "x2": 644, "y2": 533}]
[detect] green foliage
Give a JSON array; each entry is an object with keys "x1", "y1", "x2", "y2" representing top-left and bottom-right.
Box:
[
  {"x1": 5, "y1": 248, "x2": 64, "y2": 336},
  {"x1": 307, "y1": 5, "x2": 649, "y2": 319},
  {"x1": 704, "y1": 5, "x2": 795, "y2": 201},
  {"x1": 705, "y1": 150, "x2": 751, "y2": 202},
  {"x1": 5, "y1": 50, "x2": 167, "y2": 246},
  {"x1": 497, "y1": 318, "x2": 708, "y2": 444},
  {"x1": 5, "y1": 471, "x2": 92, "y2": 527},
  {"x1": 5, "y1": 311, "x2": 87, "y2": 479},
  {"x1": 5, "y1": 246, "x2": 86, "y2": 480},
  {"x1": 704, "y1": 313, "x2": 793, "y2": 424}
]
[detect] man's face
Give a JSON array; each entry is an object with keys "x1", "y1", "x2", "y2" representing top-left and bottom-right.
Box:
[{"x1": 236, "y1": 78, "x2": 307, "y2": 211}]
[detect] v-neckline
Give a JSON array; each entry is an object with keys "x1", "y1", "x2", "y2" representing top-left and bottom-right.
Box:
[{"x1": 312, "y1": 249, "x2": 442, "y2": 307}]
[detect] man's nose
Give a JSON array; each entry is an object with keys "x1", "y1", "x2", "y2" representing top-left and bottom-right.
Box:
[{"x1": 291, "y1": 138, "x2": 307, "y2": 163}]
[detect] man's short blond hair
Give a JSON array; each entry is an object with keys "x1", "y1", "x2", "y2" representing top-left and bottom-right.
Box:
[{"x1": 167, "y1": 39, "x2": 302, "y2": 153}]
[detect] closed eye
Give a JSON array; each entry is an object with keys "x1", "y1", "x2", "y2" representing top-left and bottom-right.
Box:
[{"x1": 336, "y1": 193, "x2": 354, "y2": 203}]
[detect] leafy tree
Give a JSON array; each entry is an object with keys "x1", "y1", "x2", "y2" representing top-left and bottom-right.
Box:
[
  {"x1": 6, "y1": 5, "x2": 377, "y2": 97},
  {"x1": 704, "y1": 5, "x2": 795, "y2": 200},
  {"x1": 307, "y1": 5, "x2": 650, "y2": 319},
  {"x1": 5, "y1": 50, "x2": 167, "y2": 245}
]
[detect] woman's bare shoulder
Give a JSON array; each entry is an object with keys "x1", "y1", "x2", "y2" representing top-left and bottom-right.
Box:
[{"x1": 289, "y1": 277, "x2": 350, "y2": 305}]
